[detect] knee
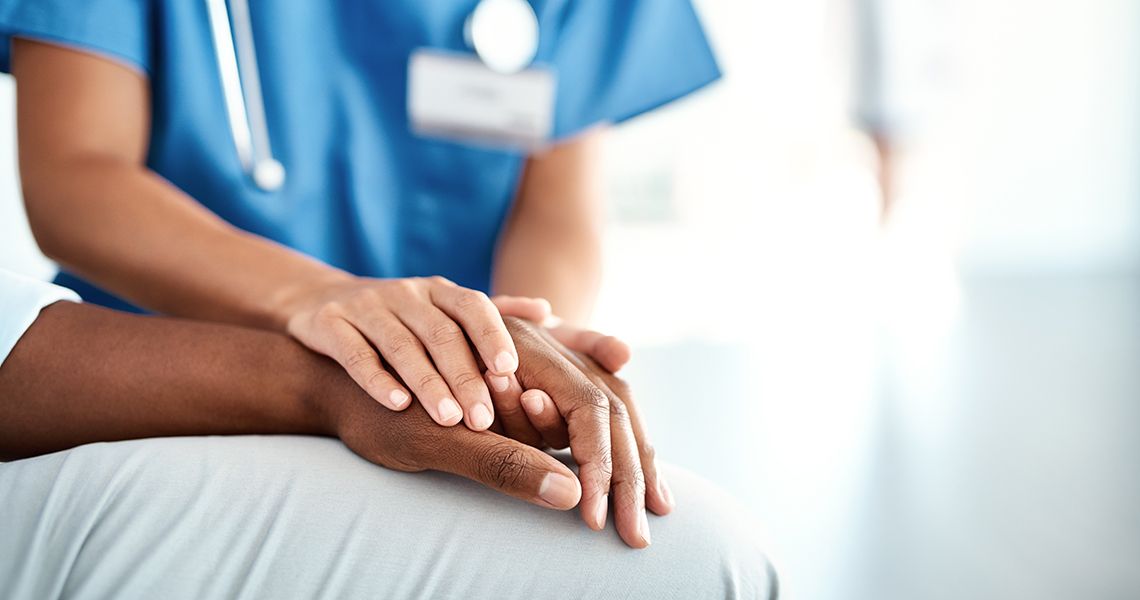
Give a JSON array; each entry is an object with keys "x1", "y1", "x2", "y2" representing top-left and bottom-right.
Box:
[
  {"x1": 590, "y1": 464, "x2": 778, "y2": 600},
  {"x1": 659, "y1": 465, "x2": 776, "y2": 599}
]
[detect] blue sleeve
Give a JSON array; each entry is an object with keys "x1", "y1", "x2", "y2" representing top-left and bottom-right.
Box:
[
  {"x1": 0, "y1": 0, "x2": 151, "y2": 74},
  {"x1": 538, "y1": 0, "x2": 722, "y2": 138}
]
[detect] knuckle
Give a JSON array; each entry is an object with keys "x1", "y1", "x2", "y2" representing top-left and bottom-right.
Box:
[
  {"x1": 597, "y1": 451, "x2": 614, "y2": 481},
  {"x1": 475, "y1": 442, "x2": 529, "y2": 489},
  {"x1": 384, "y1": 334, "x2": 419, "y2": 357},
  {"x1": 479, "y1": 324, "x2": 506, "y2": 339},
  {"x1": 632, "y1": 466, "x2": 646, "y2": 492},
  {"x1": 639, "y1": 441, "x2": 657, "y2": 464},
  {"x1": 455, "y1": 288, "x2": 490, "y2": 310},
  {"x1": 314, "y1": 302, "x2": 345, "y2": 322},
  {"x1": 565, "y1": 384, "x2": 610, "y2": 423},
  {"x1": 426, "y1": 321, "x2": 464, "y2": 346},
  {"x1": 343, "y1": 348, "x2": 377, "y2": 371},
  {"x1": 429, "y1": 275, "x2": 453, "y2": 287},
  {"x1": 579, "y1": 385, "x2": 610, "y2": 413},
  {"x1": 392, "y1": 278, "x2": 420, "y2": 296},
  {"x1": 417, "y1": 372, "x2": 446, "y2": 391},
  {"x1": 614, "y1": 466, "x2": 647, "y2": 497},
  {"x1": 608, "y1": 398, "x2": 630, "y2": 423},
  {"x1": 615, "y1": 489, "x2": 639, "y2": 514},
  {"x1": 364, "y1": 368, "x2": 391, "y2": 391},
  {"x1": 451, "y1": 370, "x2": 485, "y2": 393}
]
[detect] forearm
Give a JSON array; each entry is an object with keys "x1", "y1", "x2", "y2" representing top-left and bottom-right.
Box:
[
  {"x1": 493, "y1": 129, "x2": 606, "y2": 325},
  {"x1": 14, "y1": 38, "x2": 348, "y2": 330},
  {"x1": 23, "y1": 157, "x2": 349, "y2": 329},
  {"x1": 493, "y1": 224, "x2": 602, "y2": 325},
  {"x1": 0, "y1": 301, "x2": 350, "y2": 460}
]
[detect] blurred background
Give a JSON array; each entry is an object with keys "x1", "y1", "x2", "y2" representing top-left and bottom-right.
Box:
[{"x1": 3, "y1": 0, "x2": 1139, "y2": 598}]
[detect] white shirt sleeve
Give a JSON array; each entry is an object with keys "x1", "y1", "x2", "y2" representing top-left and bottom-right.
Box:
[{"x1": 0, "y1": 269, "x2": 81, "y2": 368}]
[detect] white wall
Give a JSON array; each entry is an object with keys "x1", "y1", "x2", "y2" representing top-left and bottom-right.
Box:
[
  {"x1": 594, "y1": 0, "x2": 1140, "y2": 343},
  {"x1": 923, "y1": 0, "x2": 1140, "y2": 274}
]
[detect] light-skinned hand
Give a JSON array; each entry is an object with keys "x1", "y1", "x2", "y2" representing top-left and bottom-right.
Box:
[{"x1": 284, "y1": 275, "x2": 549, "y2": 431}]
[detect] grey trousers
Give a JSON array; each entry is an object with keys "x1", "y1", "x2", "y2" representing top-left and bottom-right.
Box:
[{"x1": 0, "y1": 435, "x2": 776, "y2": 599}]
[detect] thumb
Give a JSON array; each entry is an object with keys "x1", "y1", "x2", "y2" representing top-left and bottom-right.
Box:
[
  {"x1": 430, "y1": 430, "x2": 582, "y2": 510},
  {"x1": 492, "y1": 295, "x2": 552, "y2": 324},
  {"x1": 547, "y1": 325, "x2": 632, "y2": 373}
]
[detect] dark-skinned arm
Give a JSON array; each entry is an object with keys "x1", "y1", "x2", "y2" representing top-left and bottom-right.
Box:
[
  {"x1": 0, "y1": 301, "x2": 675, "y2": 547},
  {"x1": 0, "y1": 301, "x2": 582, "y2": 515},
  {"x1": 0, "y1": 301, "x2": 331, "y2": 460}
]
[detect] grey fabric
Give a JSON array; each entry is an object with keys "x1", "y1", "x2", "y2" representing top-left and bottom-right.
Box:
[{"x1": 0, "y1": 435, "x2": 774, "y2": 599}]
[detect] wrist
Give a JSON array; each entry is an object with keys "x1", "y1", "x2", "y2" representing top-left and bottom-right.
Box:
[
  {"x1": 267, "y1": 268, "x2": 356, "y2": 331},
  {"x1": 297, "y1": 352, "x2": 365, "y2": 437}
]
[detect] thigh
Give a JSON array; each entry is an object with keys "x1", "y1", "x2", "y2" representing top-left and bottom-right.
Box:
[{"x1": 0, "y1": 436, "x2": 775, "y2": 600}]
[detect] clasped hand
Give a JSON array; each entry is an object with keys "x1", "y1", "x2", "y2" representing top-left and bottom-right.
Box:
[{"x1": 326, "y1": 317, "x2": 673, "y2": 549}]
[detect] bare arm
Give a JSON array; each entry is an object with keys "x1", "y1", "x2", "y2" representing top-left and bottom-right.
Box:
[
  {"x1": 13, "y1": 39, "x2": 347, "y2": 330},
  {"x1": 0, "y1": 301, "x2": 334, "y2": 460},
  {"x1": 14, "y1": 39, "x2": 628, "y2": 440},
  {"x1": 12, "y1": 39, "x2": 544, "y2": 428},
  {"x1": 492, "y1": 129, "x2": 606, "y2": 325},
  {"x1": 0, "y1": 302, "x2": 584, "y2": 514},
  {"x1": 0, "y1": 299, "x2": 665, "y2": 546}
]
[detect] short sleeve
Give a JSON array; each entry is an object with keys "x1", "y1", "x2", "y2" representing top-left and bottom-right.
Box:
[
  {"x1": 539, "y1": 0, "x2": 722, "y2": 138},
  {"x1": 0, "y1": 269, "x2": 80, "y2": 368},
  {"x1": 0, "y1": 0, "x2": 151, "y2": 74}
]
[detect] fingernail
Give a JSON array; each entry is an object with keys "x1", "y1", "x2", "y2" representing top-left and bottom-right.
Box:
[
  {"x1": 639, "y1": 511, "x2": 652, "y2": 546},
  {"x1": 538, "y1": 473, "x2": 579, "y2": 509},
  {"x1": 488, "y1": 374, "x2": 510, "y2": 393},
  {"x1": 438, "y1": 398, "x2": 463, "y2": 424},
  {"x1": 494, "y1": 351, "x2": 518, "y2": 374},
  {"x1": 594, "y1": 494, "x2": 609, "y2": 529},
  {"x1": 520, "y1": 392, "x2": 544, "y2": 416},
  {"x1": 469, "y1": 404, "x2": 494, "y2": 430},
  {"x1": 389, "y1": 390, "x2": 411, "y2": 409}
]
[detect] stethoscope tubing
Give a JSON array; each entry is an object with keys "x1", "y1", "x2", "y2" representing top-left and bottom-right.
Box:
[
  {"x1": 205, "y1": 0, "x2": 538, "y2": 192},
  {"x1": 205, "y1": 0, "x2": 284, "y2": 191}
]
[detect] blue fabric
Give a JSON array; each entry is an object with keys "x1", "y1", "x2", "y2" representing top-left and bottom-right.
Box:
[{"x1": 1, "y1": 0, "x2": 720, "y2": 312}]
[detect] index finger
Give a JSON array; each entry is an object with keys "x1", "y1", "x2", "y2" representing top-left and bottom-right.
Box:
[
  {"x1": 505, "y1": 317, "x2": 613, "y2": 530},
  {"x1": 531, "y1": 327, "x2": 672, "y2": 518}
]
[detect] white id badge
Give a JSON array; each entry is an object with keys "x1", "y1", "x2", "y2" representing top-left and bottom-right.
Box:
[{"x1": 407, "y1": 49, "x2": 556, "y2": 150}]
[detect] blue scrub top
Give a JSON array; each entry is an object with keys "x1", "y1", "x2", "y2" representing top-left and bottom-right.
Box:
[{"x1": 0, "y1": 0, "x2": 720, "y2": 312}]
